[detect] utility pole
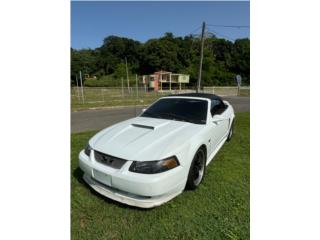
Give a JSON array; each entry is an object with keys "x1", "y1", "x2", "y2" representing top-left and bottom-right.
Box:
[
  {"x1": 125, "y1": 57, "x2": 130, "y2": 93},
  {"x1": 197, "y1": 21, "x2": 206, "y2": 93}
]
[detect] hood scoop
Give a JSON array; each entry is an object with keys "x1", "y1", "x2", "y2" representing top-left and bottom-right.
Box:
[
  {"x1": 131, "y1": 123, "x2": 154, "y2": 130},
  {"x1": 130, "y1": 118, "x2": 171, "y2": 130}
]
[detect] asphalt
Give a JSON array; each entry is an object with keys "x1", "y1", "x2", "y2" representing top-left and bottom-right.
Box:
[{"x1": 71, "y1": 96, "x2": 250, "y2": 133}]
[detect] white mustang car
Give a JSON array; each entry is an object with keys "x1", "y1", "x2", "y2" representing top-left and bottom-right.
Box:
[{"x1": 79, "y1": 93, "x2": 235, "y2": 208}]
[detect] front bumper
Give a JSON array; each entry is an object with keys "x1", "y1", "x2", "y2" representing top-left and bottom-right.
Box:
[{"x1": 79, "y1": 150, "x2": 186, "y2": 208}]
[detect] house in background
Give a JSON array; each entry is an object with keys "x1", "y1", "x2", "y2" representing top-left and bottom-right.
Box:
[
  {"x1": 84, "y1": 74, "x2": 97, "y2": 80},
  {"x1": 142, "y1": 70, "x2": 190, "y2": 92}
]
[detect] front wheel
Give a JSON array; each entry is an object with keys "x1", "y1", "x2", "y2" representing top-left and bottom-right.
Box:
[{"x1": 186, "y1": 148, "x2": 206, "y2": 190}]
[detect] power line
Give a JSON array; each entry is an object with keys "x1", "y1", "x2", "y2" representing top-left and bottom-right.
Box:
[
  {"x1": 186, "y1": 24, "x2": 203, "y2": 52},
  {"x1": 206, "y1": 27, "x2": 236, "y2": 41},
  {"x1": 187, "y1": 23, "x2": 243, "y2": 50},
  {"x1": 182, "y1": 24, "x2": 249, "y2": 40},
  {"x1": 186, "y1": 25, "x2": 203, "y2": 36},
  {"x1": 188, "y1": 26, "x2": 228, "y2": 52},
  {"x1": 207, "y1": 24, "x2": 250, "y2": 28},
  {"x1": 197, "y1": 22, "x2": 206, "y2": 93}
]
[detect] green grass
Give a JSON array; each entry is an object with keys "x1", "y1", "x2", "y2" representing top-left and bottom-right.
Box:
[
  {"x1": 240, "y1": 89, "x2": 250, "y2": 97},
  {"x1": 71, "y1": 112, "x2": 250, "y2": 239},
  {"x1": 71, "y1": 88, "x2": 170, "y2": 111}
]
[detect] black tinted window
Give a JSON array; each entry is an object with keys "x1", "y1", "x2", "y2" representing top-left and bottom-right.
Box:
[
  {"x1": 211, "y1": 99, "x2": 222, "y2": 109},
  {"x1": 211, "y1": 99, "x2": 227, "y2": 116},
  {"x1": 142, "y1": 98, "x2": 208, "y2": 124}
]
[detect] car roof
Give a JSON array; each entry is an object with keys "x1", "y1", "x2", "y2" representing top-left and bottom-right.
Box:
[{"x1": 168, "y1": 93, "x2": 223, "y2": 101}]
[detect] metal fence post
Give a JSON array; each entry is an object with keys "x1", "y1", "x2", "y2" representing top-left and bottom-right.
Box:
[
  {"x1": 101, "y1": 88, "x2": 104, "y2": 102},
  {"x1": 121, "y1": 77, "x2": 124, "y2": 98},
  {"x1": 136, "y1": 74, "x2": 138, "y2": 99},
  {"x1": 79, "y1": 71, "x2": 85, "y2": 104}
]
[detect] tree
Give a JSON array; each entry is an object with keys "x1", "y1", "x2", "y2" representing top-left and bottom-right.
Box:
[
  {"x1": 113, "y1": 62, "x2": 127, "y2": 79},
  {"x1": 99, "y1": 36, "x2": 141, "y2": 73},
  {"x1": 71, "y1": 48, "x2": 99, "y2": 84},
  {"x1": 71, "y1": 34, "x2": 250, "y2": 87},
  {"x1": 139, "y1": 33, "x2": 185, "y2": 74},
  {"x1": 230, "y1": 38, "x2": 250, "y2": 85}
]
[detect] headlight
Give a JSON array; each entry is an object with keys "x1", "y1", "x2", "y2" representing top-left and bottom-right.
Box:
[
  {"x1": 129, "y1": 156, "x2": 179, "y2": 174},
  {"x1": 84, "y1": 144, "x2": 92, "y2": 156}
]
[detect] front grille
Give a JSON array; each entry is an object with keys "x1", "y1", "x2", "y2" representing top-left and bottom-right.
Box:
[{"x1": 94, "y1": 150, "x2": 127, "y2": 169}]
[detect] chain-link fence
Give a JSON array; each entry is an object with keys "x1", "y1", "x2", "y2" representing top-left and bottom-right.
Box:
[{"x1": 71, "y1": 86, "x2": 249, "y2": 110}]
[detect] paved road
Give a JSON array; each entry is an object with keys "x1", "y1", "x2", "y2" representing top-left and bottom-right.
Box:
[{"x1": 71, "y1": 96, "x2": 250, "y2": 133}]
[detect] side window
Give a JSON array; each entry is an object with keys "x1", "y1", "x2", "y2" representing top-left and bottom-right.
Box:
[{"x1": 211, "y1": 99, "x2": 227, "y2": 116}]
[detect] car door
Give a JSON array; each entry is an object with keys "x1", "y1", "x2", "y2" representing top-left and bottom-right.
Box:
[{"x1": 209, "y1": 99, "x2": 230, "y2": 152}]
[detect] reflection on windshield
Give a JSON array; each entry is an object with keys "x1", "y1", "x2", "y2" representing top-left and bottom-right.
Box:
[{"x1": 141, "y1": 98, "x2": 208, "y2": 124}]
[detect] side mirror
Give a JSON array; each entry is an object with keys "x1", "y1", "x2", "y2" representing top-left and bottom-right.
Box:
[{"x1": 212, "y1": 115, "x2": 227, "y2": 124}]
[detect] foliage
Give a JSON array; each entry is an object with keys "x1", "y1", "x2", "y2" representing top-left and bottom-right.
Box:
[
  {"x1": 71, "y1": 49, "x2": 92, "y2": 85},
  {"x1": 71, "y1": 33, "x2": 250, "y2": 87}
]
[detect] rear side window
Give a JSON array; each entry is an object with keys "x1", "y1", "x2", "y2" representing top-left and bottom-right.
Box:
[{"x1": 211, "y1": 99, "x2": 228, "y2": 116}]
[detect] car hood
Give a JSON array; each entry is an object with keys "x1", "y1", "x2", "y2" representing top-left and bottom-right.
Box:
[{"x1": 90, "y1": 117, "x2": 203, "y2": 161}]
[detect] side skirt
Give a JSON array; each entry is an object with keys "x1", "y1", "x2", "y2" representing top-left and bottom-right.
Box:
[{"x1": 206, "y1": 136, "x2": 228, "y2": 166}]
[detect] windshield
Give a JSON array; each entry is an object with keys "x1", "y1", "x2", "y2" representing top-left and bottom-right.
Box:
[{"x1": 141, "y1": 98, "x2": 208, "y2": 124}]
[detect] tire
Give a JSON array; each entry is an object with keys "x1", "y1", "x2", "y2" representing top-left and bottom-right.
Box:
[
  {"x1": 227, "y1": 120, "x2": 234, "y2": 142},
  {"x1": 186, "y1": 147, "x2": 206, "y2": 190}
]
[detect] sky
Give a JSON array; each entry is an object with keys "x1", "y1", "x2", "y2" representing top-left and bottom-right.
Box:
[{"x1": 71, "y1": 1, "x2": 250, "y2": 49}]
